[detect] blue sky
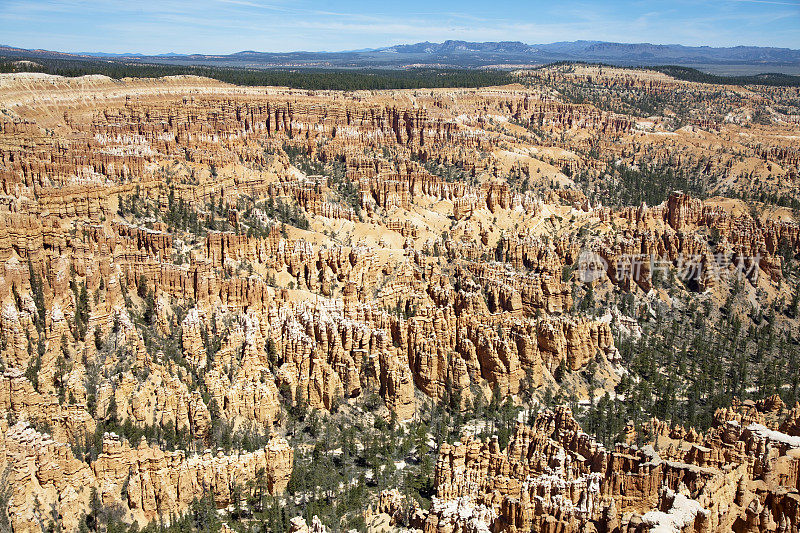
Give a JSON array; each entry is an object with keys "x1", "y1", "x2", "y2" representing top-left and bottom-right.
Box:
[{"x1": 1, "y1": 0, "x2": 799, "y2": 54}]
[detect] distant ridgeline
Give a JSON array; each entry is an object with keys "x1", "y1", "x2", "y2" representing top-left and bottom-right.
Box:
[
  {"x1": 653, "y1": 65, "x2": 800, "y2": 87},
  {"x1": 0, "y1": 56, "x2": 514, "y2": 90},
  {"x1": 537, "y1": 60, "x2": 800, "y2": 87},
  {"x1": 2, "y1": 54, "x2": 800, "y2": 88}
]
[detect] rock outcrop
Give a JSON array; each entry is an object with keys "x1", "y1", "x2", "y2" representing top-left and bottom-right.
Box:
[
  {"x1": 2, "y1": 421, "x2": 293, "y2": 532},
  {"x1": 0, "y1": 69, "x2": 798, "y2": 533},
  {"x1": 422, "y1": 405, "x2": 800, "y2": 532}
]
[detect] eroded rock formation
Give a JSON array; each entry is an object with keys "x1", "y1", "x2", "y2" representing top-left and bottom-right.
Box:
[{"x1": 421, "y1": 404, "x2": 800, "y2": 533}]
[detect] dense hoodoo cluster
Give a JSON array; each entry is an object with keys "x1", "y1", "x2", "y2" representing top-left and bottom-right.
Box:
[
  {"x1": 0, "y1": 66, "x2": 798, "y2": 532},
  {"x1": 420, "y1": 402, "x2": 800, "y2": 533},
  {"x1": 3, "y1": 421, "x2": 293, "y2": 533},
  {"x1": 363, "y1": 399, "x2": 800, "y2": 533}
]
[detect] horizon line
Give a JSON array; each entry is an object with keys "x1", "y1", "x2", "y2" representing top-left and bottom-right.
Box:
[{"x1": 3, "y1": 38, "x2": 800, "y2": 58}]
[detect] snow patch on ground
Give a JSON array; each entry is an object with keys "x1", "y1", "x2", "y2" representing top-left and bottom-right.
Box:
[
  {"x1": 747, "y1": 423, "x2": 800, "y2": 448},
  {"x1": 641, "y1": 488, "x2": 707, "y2": 533}
]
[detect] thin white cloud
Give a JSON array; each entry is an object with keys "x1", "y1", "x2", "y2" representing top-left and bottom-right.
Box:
[
  {"x1": 2, "y1": 0, "x2": 798, "y2": 53},
  {"x1": 726, "y1": 0, "x2": 799, "y2": 5}
]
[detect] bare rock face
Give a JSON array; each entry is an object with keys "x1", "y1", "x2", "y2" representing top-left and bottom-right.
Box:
[
  {"x1": 379, "y1": 349, "x2": 416, "y2": 420},
  {"x1": 289, "y1": 515, "x2": 329, "y2": 533},
  {"x1": 104, "y1": 361, "x2": 214, "y2": 442},
  {"x1": 1, "y1": 421, "x2": 293, "y2": 532},
  {"x1": 425, "y1": 405, "x2": 800, "y2": 533},
  {"x1": 3, "y1": 421, "x2": 95, "y2": 533},
  {"x1": 0, "y1": 369, "x2": 96, "y2": 443},
  {"x1": 0, "y1": 70, "x2": 798, "y2": 533},
  {"x1": 779, "y1": 403, "x2": 800, "y2": 437},
  {"x1": 368, "y1": 488, "x2": 410, "y2": 526}
]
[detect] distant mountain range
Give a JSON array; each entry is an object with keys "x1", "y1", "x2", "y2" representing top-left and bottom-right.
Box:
[{"x1": 3, "y1": 40, "x2": 800, "y2": 74}]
